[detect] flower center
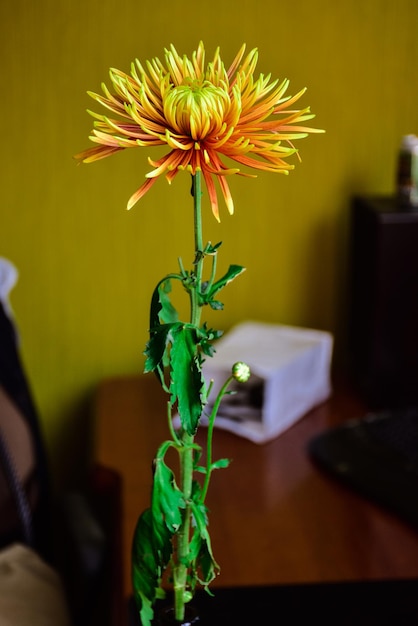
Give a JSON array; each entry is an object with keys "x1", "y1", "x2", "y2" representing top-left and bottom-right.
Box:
[{"x1": 164, "y1": 79, "x2": 231, "y2": 140}]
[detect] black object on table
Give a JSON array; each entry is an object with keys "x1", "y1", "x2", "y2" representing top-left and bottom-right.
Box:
[
  {"x1": 128, "y1": 578, "x2": 418, "y2": 625},
  {"x1": 308, "y1": 407, "x2": 418, "y2": 529}
]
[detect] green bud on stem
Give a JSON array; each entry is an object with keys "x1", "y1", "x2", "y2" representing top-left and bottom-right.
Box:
[{"x1": 232, "y1": 361, "x2": 251, "y2": 383}]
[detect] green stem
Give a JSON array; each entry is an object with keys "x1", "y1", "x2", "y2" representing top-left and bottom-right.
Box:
[
  {"x1": 174, "y1": 172, "x2": 204, "y2": 622},
  {"x1": 204, "y1": 251, "x2": 218, "y2": 297},
  {"x1": 201, "y1": 376, "x2": 234, "y2": 503},
  {"x1": 190, "y1": 172, "x2": 203, "y2": 326},
  {"x1": 193, "y1": 171, "x2": 204, "y2": 297},
  {"x1": 167, "y1": 401, "x2": 180, "y2": 446},
  {"x1": 174, "y1": 433, "x2": 194, "y2": 620}
]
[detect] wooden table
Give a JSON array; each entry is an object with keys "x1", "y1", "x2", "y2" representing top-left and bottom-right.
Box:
[{"x1": 94, "y1": 374, "x2": 418, "y2": 601}]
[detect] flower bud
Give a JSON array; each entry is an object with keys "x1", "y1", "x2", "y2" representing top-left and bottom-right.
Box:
[{"x1": 232, "y1": 361, "x2": 251, "y2": 383}]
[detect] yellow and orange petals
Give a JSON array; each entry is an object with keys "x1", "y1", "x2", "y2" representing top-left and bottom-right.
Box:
[
  {"x1": 77, "y1": 41, "x2": 323, "y2": 218},
  {"x1": 74, "y1": 145, "x2": 123, "y2": 163},
  {"x1": 127, "y1": 178, "x2": 159, "y2": 210},
  {"x1": 202, "y1": 169, "x2": 220, "y2": 222},
  {"x1": 226, "y1": 43, "x2": 247, "y2": 80},
  {"x1": 217, "y1": 175, "x2": 234, "y2": 216},
  {"x1": 231, "y1": 153, "x2": 294, "y2": 173},
  {"x1": 147, "y1": 150, "x2": 191, "y2": 178}
]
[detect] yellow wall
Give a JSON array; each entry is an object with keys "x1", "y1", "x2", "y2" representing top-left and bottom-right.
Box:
[{"x1": 1, "y1": 0, "x2": 418, "y2": 484}]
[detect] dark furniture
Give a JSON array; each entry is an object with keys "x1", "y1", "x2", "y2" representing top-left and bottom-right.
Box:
[{"x1": 348, "y1": 195, "x2": 418, "y2": 408}]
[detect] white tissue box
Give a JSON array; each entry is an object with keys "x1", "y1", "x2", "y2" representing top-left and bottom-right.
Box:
[{"x1": 202, "y1": 321, "x2": 333, "y2": 443}]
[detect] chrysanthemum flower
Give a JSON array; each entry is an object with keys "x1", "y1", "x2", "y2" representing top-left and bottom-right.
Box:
[{"x1": 76, "y1": 42, "x2": 323, "y2": 221}]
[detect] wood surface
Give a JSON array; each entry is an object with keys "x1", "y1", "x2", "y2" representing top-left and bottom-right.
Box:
[{"x1": 94, "y1": 375, "x2": 418, "y2": 599}]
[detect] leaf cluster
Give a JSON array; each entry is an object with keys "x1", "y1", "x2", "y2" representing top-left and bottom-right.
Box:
[
  {"x1": 132, "y1": 442, "x2": 225, "y2": 626},
  {"x1": 144, "y1": 274, "x2": 226, "y2": 435}
]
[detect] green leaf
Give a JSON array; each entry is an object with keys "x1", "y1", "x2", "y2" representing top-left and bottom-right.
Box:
[
  {"x1": 149, "y1": 280, "x2": 162, "y2": 332},
  {"x1": 193, "y1": 446, "x2": 203, "y2": 467},
  {"x1": 144, "y1": 323, "x2": 177, "y2": 377},
  {"x1": 169, "y1": 325, "x2": 205, "y2": 435},
  {"x1": 145, "y1": 323, "x2": 208, "y2": 433},
  {"x1": 189, "y1": 499, "x2": 219, "y2": 587},
  {"x1": 203, "y1": 241, "x2": 222, "y2": 255},
  {"x1": 208, "y1": 299, "x2": 224, "y2": 311},
  {"x1": 132, "y1": 441, "x2": 186, "y2": 626},
  {"x1": 152, "y1": 440, "x2": 185, "y2": 534},
  {"x1": 149, "y1": 276, "x2": 181, "y2": 331},
  {"x1": 157, "y1": 280, "x2": 179, "y2": 325},
  {"x1": 205, "y1": 264, "x2": 246, "y2": 300},
  {"x1": 197, "y1": 324, "x2": 223, "y2": 358},
  {"x1": 194, "y1": 458, "x2": 230, "y2": 474},
  {"x1": 210, "y1": 458, "x2": 230, "y2": 470},
  {"x1": 195, "y1": 535, "x2": 218, "y2": 587},
  {"x1": 145, "y1": 276, "x2": 181, "y2": 382},
  {"x1": 131, "y1": 509, "x2": 162, "y2": 626}
]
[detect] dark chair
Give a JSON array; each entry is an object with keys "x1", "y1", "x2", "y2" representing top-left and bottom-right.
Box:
[{"x1": 0, "y1": 294, "x2": 124, "y2": 626}]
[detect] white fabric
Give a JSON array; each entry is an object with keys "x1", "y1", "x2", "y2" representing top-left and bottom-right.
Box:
[
  {"x1": 202, "y1": 321, "x2": 333, "y2": 443},
  {"x1": 0, "y1": 258, "x2": 18, "y2": 318},
  {"x1": 0, "y1": 544, "x2": 72, "y2": 626}
]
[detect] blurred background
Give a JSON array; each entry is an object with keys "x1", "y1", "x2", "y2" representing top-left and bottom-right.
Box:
[{"x1": 1, "y1": 0, "x2": 417, "y2": 487}]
